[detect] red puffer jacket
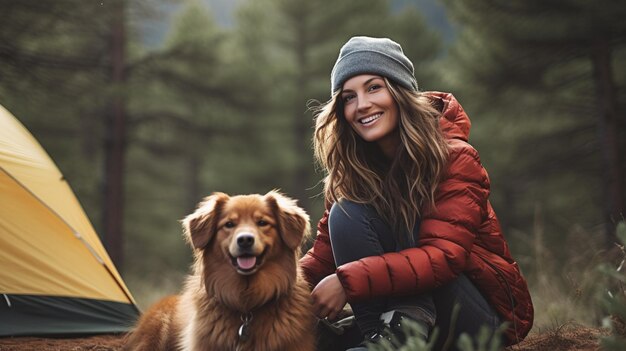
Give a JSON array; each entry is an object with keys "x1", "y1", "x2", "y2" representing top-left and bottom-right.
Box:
[{"x1": 300, "y1": 92, "x2": 533, "y2": 345}]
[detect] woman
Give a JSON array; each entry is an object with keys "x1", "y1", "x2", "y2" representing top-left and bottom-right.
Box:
[{"x1": 300, "y1": 36, "x2": 533, "y2": 350}]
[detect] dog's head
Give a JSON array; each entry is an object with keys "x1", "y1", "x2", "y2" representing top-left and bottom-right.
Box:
[{"x1": 182, "y1": 190, "x2": 310, "y2": 276}]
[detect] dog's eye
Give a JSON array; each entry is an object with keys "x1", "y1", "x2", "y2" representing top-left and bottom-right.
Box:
[
  {"x1": 224, "y1": 221, "x2": 235, "y2": 228},
  {"x1": 257, "y1": 220, "x2": 269, "y2": 227}
]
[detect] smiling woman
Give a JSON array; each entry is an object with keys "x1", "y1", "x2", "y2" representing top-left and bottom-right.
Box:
[{"x1": 301, "y1": 36, "x2": 533, "y2": 351}]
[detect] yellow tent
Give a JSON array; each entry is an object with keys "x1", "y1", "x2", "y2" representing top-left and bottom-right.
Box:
[{"x1": 0, "y1": 105, "x2": 138, "y2": 336}]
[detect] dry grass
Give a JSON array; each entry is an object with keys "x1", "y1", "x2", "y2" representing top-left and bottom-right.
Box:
[{"x1": 508, "y1": 323, "x2": 609, "y2": 351}]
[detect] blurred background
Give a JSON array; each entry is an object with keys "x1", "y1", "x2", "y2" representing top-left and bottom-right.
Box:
[{"x1": 1, "y1": 0, "x2": 624, "y2": 334}]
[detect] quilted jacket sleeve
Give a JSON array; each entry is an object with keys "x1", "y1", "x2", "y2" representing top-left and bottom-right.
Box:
[
  {"x1": 335, "y1": 141, "x2": 490, "y2": 303},
  {"x1": 299, "y1": 209, "x2": 337, "y2": 288}
]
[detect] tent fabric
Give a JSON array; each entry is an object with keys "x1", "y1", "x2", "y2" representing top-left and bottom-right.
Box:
[
  {"x1": 1, "y1": 294, "x2": 137, "y2": 336},
  {"x1": 0, "y1": 104, "x2": 139, "y2": 336}
]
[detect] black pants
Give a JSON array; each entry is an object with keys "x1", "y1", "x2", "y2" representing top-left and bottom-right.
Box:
[{"x1": 328, "y1": 199, "x2": 500, "y2": 349}]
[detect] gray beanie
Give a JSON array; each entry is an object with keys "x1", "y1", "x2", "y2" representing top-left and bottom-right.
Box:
[{"x1": 330, "y1": 36, "x2": 418, "y2": 94}]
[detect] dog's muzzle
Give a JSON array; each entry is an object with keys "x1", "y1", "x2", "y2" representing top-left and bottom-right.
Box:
[{"x1": 230, "y1": 232, "x2": 267, "y2": 275}]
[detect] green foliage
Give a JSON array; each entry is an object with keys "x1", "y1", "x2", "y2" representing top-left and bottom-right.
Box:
[
  {"x1": 0, "y1": 1, "x2": 115, "y2": 229},
  {"x1": 439, "y1": 0, "x2": 626, "y2": 268},
  {"x1": 456, "y1": 325, "x2": 507, "y2": 351},
  {"x1": 364, "y1": 317, "x2": 506, "y2": 351},
  {"x1": 600, "y1": 221, "x2": 626, "y2": 350}
]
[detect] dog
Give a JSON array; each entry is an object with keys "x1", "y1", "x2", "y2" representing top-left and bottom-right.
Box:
[{"x1": 124, "y1": 191, "x2": 316, "y2": 351}]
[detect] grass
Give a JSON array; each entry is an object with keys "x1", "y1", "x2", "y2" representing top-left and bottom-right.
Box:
[
  {"x1": 516, "y1": 224, "x2": 611, "y2": 330},
  {"x1": 124, "y1": 268, "x2": 187, "y2": 311}
]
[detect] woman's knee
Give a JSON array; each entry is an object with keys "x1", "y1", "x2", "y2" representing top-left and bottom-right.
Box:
[
  {"x1": 328, "y1": 199, "x2": 396, "y2": 249},
  {"x1": 328, "y1": 200, "x2": 373, "y2": 236},
  {"x1": 328, "y1": 200, "x2": 389, "y2": 265}
]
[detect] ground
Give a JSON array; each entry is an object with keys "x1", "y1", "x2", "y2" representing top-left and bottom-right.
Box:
[
  {"x1": 0, "y1": 335, "x2": 125, "y2": 351},
  {"x1": 510, "y1": 325, "x2": 609, "y2": 351},
  {"x1": 0, "y1": 325, "x2": 610, "y2": 351}
]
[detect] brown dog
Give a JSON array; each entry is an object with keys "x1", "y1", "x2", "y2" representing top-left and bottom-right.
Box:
[{"x1": 124, "y1": 191, "x2": 316, "y2": 351}]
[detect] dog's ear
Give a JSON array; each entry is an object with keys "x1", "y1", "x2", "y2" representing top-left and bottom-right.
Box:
[
  {"x1": 182, "y1": 192, "x2": 230, "y2": 249},
  {"x1": 265, "y1": 190, "x2": 310, "y2": 250}
]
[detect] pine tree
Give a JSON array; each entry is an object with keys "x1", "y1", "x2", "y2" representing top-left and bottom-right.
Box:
[
  {"x1": 232, "y1": 0, "x2": 444, "y2": 217},
  {"x1": 441, "y1": 0, "x2": 626, "y2": 248}
]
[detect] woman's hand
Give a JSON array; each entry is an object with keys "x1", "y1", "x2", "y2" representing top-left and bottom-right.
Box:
[{"x1": 311, "y1": 273, "x2": 347, "y2": 320}]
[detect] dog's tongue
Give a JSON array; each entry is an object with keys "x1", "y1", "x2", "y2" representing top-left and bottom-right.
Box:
[{"x1": 237, "y1": 256, "x2": 256, "y2": 270}]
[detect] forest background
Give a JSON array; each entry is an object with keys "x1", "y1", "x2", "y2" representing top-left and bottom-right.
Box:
[{"x1": 1, "y1": 0, "x2": 625, "y2": 336}]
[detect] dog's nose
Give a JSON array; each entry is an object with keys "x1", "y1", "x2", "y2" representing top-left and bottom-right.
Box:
[{"x1": 236, "y1": 233, "x2": 255, "y2": 249}]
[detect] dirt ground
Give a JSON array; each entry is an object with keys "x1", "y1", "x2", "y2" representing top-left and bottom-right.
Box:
[
  {"x1": 0, "y1": 325, "x2": 611, "y2": 351},
  {"x1": 510, "y1": 325, "x2": 609, "y2": 351},
  {"x1": 0, "y1": 334, "x2": 126, "y2": 351}
]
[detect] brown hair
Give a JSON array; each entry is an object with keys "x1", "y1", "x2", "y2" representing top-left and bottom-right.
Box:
[{"x1": 313, "y1": 78, "x2": 449, "y2": 246}]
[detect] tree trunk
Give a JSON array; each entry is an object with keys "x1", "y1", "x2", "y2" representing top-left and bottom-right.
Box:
[
  {"x1": 591, "y1": 37, "x2": 624, "y2": 247},
  {"x1": 291, "y1": 9, "x2": 312, "y2": 210},
  {"x1": 103, "y1": 0, "x2": 127, "y2": 268}
]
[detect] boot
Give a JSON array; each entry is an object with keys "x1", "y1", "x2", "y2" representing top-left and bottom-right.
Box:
[{"x1": 345, "y1": 310, "x2": 430, "y2": 350}]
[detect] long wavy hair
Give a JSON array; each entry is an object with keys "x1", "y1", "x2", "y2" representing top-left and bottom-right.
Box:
[{"x1": 313, "y1": 78, "x2": 450, "y2": 246}]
